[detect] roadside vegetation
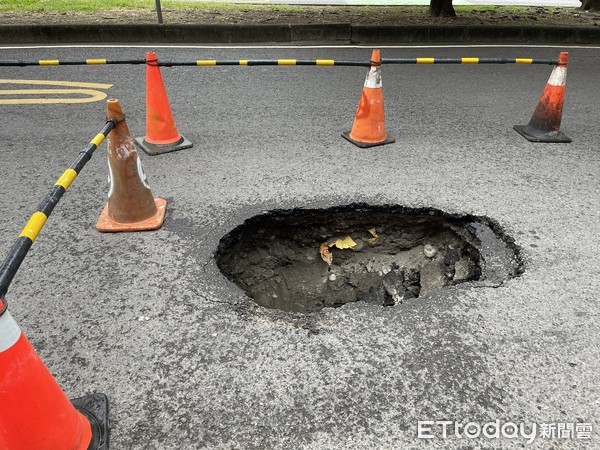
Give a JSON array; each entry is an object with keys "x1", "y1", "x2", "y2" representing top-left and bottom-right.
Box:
[{"x1": 0, "y1": 0, "x2": 598, "y2": 26}]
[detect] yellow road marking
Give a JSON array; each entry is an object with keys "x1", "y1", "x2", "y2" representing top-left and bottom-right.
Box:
[
  {"x1": 278, "y1": 59, "x2": 296, "y2": 65},
  {"x1": 0, "y1": 79, "x2": 112, "y2": 105},
  {"x1": 0, "y1": 79, "x2": 112, "y2": 89},
  {"x1": 39, "y1": 60, "x2": 60, "y2": 65},
  {"x1": 0, "y1": 89, "x2": 108, "y2": 104}
]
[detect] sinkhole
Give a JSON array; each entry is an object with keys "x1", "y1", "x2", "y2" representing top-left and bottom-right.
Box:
[{"x1": 216, "y1": 205, "x2": 522, "y2": 314}]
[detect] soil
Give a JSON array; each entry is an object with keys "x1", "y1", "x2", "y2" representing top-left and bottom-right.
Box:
[
  {"x1": 216, "y1": 207, "x2": 520, "y2": 314},
  {"x1": 1, "y1": 6, "x2": 599, "y2": 28}
]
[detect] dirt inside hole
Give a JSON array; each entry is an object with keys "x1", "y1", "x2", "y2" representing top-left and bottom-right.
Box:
[{"x1": 217, "y1": 207, "x2": 516, "y2": 313}]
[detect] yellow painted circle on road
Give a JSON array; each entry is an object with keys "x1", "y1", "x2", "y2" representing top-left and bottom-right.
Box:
[{"x1": 0, "y1": 79, "x2": 112, "y2": 105}]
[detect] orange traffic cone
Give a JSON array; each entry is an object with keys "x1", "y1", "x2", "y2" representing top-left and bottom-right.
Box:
[
  {"x1": 342, "y1": 49, "x2": 395, "y2": 148},
  {"x1": 514, "y1": 52, "x2": 571, "y2": 143},
  {"x1": 97, "y1": 99, "x2": 167, "y2": 232},
  {"x1": 135, "y1": 51, "x2": 192, "y2": 156},
  {"x1": 0, "y1": 298, "x2": 109, "y2": 450}
]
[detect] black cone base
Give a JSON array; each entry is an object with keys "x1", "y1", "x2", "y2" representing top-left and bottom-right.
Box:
[
  {"x1": 513, "y1": 125, "x2": 572, "y2": 143},
  {"x1": 342, "y1": 131, "x2": 395, "y2": 148},
  {"x1": 135, "y1": 135, "x2": 193, "y2": 156},
  {"x1": 72, "y1": 393, "x2": 110, "y2": 450}
]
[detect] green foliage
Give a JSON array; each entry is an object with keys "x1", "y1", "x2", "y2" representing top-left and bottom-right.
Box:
[
  {"x1": 0, "y1": 1, "x2": 583, "y2": 15},
  {"x1": 0, "y1": 0, "x2": 149, "y2": 12},
  {"x1": 0, "y1": 0, "x2": 328, "y2": 12}
]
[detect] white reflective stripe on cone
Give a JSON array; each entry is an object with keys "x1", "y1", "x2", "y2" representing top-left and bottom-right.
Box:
[
  {"x1": 547, "y1": 65, "x2": 567, "y2": 87},
  {"x1": 364, "y1": 67, "x2": 382, "y2": 89},
  {"x1": 0, "y1": 310, "x2": 21, "y2": 352},
  {"x1": 107, "y1": 158, "x2": 114, "y2": 199},
  {"x1": 136, "y1": 156, "x2": 151, "y2": 190}
]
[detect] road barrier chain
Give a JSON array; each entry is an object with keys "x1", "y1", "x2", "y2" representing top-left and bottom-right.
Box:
[
  {"x1": 0, "y1": 118, "x2": 120, "y2": 299},
  {"x1": 0, "y1": 57, "x2": 559, "y2": 67},
  {"x1": 382, "y1": 57, "x2": 556, "y2": 65}
]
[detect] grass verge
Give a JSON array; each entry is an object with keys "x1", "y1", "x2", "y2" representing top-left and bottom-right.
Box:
[{"x1": 0, "y1": 0, "x2": 574, "y2": 13}]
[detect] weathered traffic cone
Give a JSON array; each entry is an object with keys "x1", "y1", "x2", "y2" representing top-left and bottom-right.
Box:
[
  {"x1": 514, "y1": 52, "x2": 571, "y2": 143},
  {"x1": 135, "y1": 51, "x2": 192, "y2": 156},
  {"x1": 97, "y1": 99, "x2": 167, "y2": 232},
  {"x1": 342, "y1": 49, "x2": 395, "y2": 148},
  {"x1": 0, "y1": 298, "x2": 110, "y2": 450}
]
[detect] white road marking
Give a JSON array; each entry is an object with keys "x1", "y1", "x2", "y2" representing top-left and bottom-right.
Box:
[{"x1": 0, "y1": 44, "x2": 599, "y2": 50}]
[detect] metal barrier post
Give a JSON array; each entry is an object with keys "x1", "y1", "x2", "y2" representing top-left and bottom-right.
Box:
[{"x1": 155, "y1": 0, "x2": 163, "y2": 24}]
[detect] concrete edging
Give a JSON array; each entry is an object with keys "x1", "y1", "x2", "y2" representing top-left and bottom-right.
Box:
[
  {"x1": 0, "y1": 23, "x2": 599, "y2": 45},
  {"x1": 352, "y1": 24, "x2": 600, "y2": 44}
]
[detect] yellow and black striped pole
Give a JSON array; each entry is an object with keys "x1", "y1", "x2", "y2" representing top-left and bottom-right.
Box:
[
  {"x1": 0, "y1": 59, "x2": 146, "y2": 66},
  {"x1": 186, "y1": 59, "x2": 365, "y2": 66},
  {"x1": 0, "y1": 57, "x2": 559, "y2": 67},
  {"x1": 0, "y1": 58, "x2": 368, "y2": 67},
  {"x1": 0, "y1": 118, "x2": 119, "y2": 299},
  {"x1": 381, "y1": 57, "x2": 556, "y2": 65}
]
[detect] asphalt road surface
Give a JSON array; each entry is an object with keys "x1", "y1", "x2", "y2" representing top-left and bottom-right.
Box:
[{"x1": 0, "y1": 44, "x2": 599, "y2": 449}]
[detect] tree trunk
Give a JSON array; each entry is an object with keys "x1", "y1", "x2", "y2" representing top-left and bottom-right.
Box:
[
  {"x1": 430, "y1": 0, "x2": 456, "y2": 17},
  {"x1": 580, "y1": 0, "x2": 600, "y2": 10}
]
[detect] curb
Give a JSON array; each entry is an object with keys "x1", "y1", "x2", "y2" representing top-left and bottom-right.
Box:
[
  {"x1": 353, "y1": 25, "x2": 600, "y2": 44},
  {"x1": 0, "y1": 24, "x2": 599, "y2": 45}
]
